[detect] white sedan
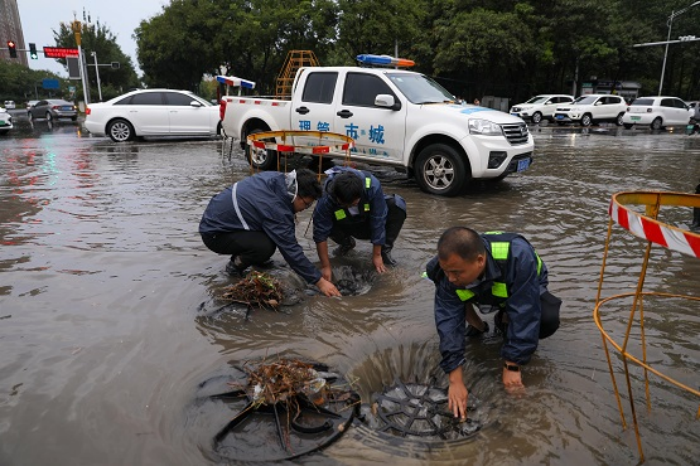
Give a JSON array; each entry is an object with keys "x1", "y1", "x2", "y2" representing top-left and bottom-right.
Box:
[
  {"x1": 84, "y1": 89, "x2": 221, "y2": 142},
  {"x1": 622, "y1": 96, "x2": 691, "y2": 130}
]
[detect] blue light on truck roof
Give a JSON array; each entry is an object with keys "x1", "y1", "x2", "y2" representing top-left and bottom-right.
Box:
[
  {"x1": 356, "y1": 54, "x2": 415, "y2": 67},
  {"x1": 216, "y1": 75, "x2": 256, "y2": 89}
]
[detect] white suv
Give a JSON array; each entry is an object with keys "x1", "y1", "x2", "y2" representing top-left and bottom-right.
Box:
[
  {"x1": 621, "y1": 96, "x2": 691, "y2": 130},
  {"x1": 510, "y1": 94, "x2": 574, "y2": 124},
  {"x1": 554, "y1": 94, "x2": 628, "y2": 127}
]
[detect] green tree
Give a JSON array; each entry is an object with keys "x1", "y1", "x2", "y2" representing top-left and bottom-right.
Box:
[
  {"x1": 336, "y1": 0, "x2": 427, "y2": 64},
  {"x1": 0, "y1": 60, "x2": 67, "y2": 103},
  {"x1": 136, "y1": 0, "x2": 340, "y2": 95},
  {"x1": 53, "y1": 20, "x2": 140, "y2": 101}
]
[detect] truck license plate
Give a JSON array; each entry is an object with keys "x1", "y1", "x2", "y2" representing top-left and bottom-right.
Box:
[
  {"x1": 556, "y1": 115, "x2": 564, "y2": 120},
  {"x1": 517, "y1": 158, "x2": 530, "y2": 172}
]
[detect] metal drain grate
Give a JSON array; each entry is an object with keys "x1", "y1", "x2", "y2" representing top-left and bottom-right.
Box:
[{"x1": 368, "y1": 379, "x2": 480, "y2": 440}]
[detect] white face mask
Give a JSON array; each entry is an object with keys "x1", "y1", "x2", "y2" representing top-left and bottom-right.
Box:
[{"x1": 285, "y1": 170, "x2": 299, "y2": 202}]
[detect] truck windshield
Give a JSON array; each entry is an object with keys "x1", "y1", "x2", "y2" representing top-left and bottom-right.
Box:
[{"x1": 386, "y1": 73, "x2": 455, "y2": 104}]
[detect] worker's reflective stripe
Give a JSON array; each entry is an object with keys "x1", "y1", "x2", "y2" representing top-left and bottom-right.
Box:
[
  {"x1": 334, "y1": 210, "x2": 347, "y2": 221},
  {"x1": 456, "y1": 289, "x2": 475, "y2": 301},
  {"x1": 365, "y1": 177, "x2": 371, "y2": 188},
  {"x1": 363, "y1": 203, "x2": 370, "y2": 212},
  {"x1": 491, "y1": 241, "x2": 509, "y2": 260},
  {"x1": 231, "y1": 182, "x2": 250, "y2": 230},
  {"x1": 492, "y1": 282, "x2": 507, "y2": 298}
]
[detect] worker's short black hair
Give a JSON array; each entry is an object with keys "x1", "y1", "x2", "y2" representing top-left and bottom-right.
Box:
[
  {"x1": 330, "y1": 172, "x2": 363, "y2": 205},
  {"x1": 437, "y1": 227, "x2": 485, "y2": 261},
  {"x1": 296, "y1": 168, "x2": 323, "y2": 199}
]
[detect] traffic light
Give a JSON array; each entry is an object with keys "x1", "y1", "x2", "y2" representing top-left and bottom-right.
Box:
[
  {"x1": 7, "y1": 40, "x2": 17, "y2": 58},
  {"x1": 29, "y1": 43, "x2": 38, "y2": 60}
]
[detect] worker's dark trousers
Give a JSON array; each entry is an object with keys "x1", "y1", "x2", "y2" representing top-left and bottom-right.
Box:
[
  {"x1": 329, "y1": 194, "x2": 407, "y2": 252},
  {"x1": 492, "y1": 290, "x2": 561, "y2": 339},
  {"x1": 200, "y1": 230, "x2": 275, "y2": 267}
]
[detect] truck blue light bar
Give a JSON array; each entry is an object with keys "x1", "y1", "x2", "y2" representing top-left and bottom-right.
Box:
[
  {"x1": 356, "y1": 54, "x2": 415, "y2": 67},
  {"x1": 216, "y1": 75, "x2": 256, "y2": 89}
]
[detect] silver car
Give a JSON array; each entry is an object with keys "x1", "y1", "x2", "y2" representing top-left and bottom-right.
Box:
[{"x1": 28, "y1": 99, "x2": 78, "y2": 122}]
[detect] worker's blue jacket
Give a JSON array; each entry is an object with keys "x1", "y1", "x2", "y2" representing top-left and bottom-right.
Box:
[
  {"x1": 312, "y1": 167, "x2": 388, "y2": 245},
  {"x1": 199, "y1": 172, "x2": 321, "y2": 284},
  {"x1": 425, "y1": 233, "x2": 550, "y2": 373}
]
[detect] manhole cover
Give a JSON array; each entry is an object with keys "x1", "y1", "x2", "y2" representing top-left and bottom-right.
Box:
[
  {"x1": 362, "y1": 379, "x2": 480, "y2": 440},
  {"x1": 191, "y1": 358, "x2": 359, "y2": 463}
]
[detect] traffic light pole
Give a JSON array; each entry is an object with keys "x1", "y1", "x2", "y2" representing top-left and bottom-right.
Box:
[{"x1": 72, "y1": 20, "x2": 90, "y2": 106}]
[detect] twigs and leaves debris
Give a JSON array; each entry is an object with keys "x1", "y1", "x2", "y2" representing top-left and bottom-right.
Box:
[
  {"x1": 221, "y1": 358, "x2": 360, "y2": 453},
  {"x1": 220, "y1": 271, "x2": 283, "y2": 311}
]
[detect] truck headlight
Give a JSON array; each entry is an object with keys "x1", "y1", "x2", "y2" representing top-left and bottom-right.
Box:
[{"x1": 468, "y1": 119, "x2": 502, "y2": 136}]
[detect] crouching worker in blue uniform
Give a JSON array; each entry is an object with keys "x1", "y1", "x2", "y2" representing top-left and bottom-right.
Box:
[
  {"x1": 199, "y1": 169, "x2": 341, "y2": 297},
  {"x1": 425, "y1": 227, "x2": 561, "y2": 419},
  {"x1": 312, "y1": 167, "x2": 407, "y2": 278}
]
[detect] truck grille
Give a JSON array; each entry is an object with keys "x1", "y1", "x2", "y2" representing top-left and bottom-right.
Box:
[{"x1": 502, "y1": 123, "x2": 530, "y2": 145}]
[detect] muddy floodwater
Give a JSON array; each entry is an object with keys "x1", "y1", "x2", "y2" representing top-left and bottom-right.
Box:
[{"x1": 1, "y1": 121, "x2": 700, "y2": 465}]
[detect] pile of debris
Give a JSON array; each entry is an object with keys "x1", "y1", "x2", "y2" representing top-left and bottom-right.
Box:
[
  {"x1": 231, "y1": 359, "x2": 334, "y2": 408},
  {"x1": 220, "y1": 271, "x2": 283, "y2": 311}
]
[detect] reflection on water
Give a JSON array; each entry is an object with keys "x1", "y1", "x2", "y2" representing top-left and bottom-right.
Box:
[{"x1": 0, "y1": 129, "x2": 699, "y2": 465}]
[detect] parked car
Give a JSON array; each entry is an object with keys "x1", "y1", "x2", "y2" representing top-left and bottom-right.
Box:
[
  {"x1": 0, "y1": 107, "x2": 13, "y2": 134},
  {"x1": 28, "y1": 99, "x2": 78, "y2": 121},
  {"x1": 84, "y1": 89, "x2": 221, "y2": 142},
  {"x1": 622, "y1": 96, "x2": 691, "y2": 130},
  {"x1": 554, "y1": 94, "x2": 628, "y2": 126},
  {"x1": 509, "y1": 94, "x2": 575, "y2": 124},
  {"x1": 4, "y1": 100, "x2": 16, "y2": 110}
]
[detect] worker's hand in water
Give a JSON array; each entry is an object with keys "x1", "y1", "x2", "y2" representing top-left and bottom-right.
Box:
[
  {"x1": 372, "y1": 255, "x2": 387, "y2": 274},
  {"x1": 317, "y1": 277, "x2": 341, "y2": 297}
]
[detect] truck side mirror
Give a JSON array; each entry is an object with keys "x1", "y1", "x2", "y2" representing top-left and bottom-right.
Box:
[{"x1": 375, "y1": 94, "x2": 401, "y2": 110}]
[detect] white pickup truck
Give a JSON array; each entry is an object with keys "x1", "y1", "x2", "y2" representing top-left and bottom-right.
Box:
[{"x1": 220, "y1": 65, "x2": 534, "y2": 196}]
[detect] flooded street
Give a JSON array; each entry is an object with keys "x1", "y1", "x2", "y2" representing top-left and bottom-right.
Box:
[{"x1": 1, "y1": 120, "x2": 699, "y2": 465}]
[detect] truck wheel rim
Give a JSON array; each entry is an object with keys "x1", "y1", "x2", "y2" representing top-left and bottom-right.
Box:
[
  {"x1": 251, "y1": 148, "x2": 268, "y2": 165},
  {"x1": 424, "y1": 155, "x2": 454, "y2": 190}
]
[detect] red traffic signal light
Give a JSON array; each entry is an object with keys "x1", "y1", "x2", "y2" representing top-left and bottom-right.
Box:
[{"x1": 7, "y1": 40, "x2": 17, "y2": 58}]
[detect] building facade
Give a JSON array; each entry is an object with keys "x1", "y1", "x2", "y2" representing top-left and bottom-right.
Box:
[{"x1": 1, "y1": 0, "x2": 28, "y2": 66}]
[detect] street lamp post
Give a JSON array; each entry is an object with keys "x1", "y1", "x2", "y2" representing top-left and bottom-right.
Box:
[
  {"x1": 91, "y1": 51, "x2": 103, "y2": 102},
  {"x1": 658, "y1": 1, "x2": 700, "y2": 96}
]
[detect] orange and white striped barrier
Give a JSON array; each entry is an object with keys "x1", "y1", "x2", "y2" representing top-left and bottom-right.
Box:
[
  {"x1": 609, "y1": 191, "x2": 700, "y2": 258},
  {"x1": 247, "y1": 130, "x2": 354, "y2": 154}
]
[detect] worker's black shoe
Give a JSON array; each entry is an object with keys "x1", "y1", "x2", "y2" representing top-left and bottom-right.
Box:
[
  {"x1": 466, "y1": 321, "x2": 489, "y2": 337},
  {"x1": 334, "y1": 237, "x2": 356, "y2": 257},
  {"x1": 225, "y1": 257, "x2": 249, "y2": 278},
  {"x1": 381, "y1": 247, "x2": 398, "y2": 267}
]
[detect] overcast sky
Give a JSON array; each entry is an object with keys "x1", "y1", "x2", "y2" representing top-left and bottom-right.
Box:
[{"x1": 18, "y1": 0, "x2": 168, "y2": 77}]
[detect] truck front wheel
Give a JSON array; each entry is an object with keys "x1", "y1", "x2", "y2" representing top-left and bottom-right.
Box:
[
  {"x1": 415, "y1": 143, "x2": 468, "y2": 196},
  {"x1": 246, "y1": 128, "x2": 278, "y2": 170}
]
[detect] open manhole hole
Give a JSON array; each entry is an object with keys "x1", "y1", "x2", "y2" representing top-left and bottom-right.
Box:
[
  {"x1": 190, "y1": 358, "x2": 360, "y2": 463},
  {"x1": 332, "y1": 265, "x2": 377, "y2": 296},
  {"x1": 358, "y1": 379, "x2": 481, "y2": 441}
]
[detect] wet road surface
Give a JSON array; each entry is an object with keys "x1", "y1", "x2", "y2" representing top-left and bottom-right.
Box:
[{"x1": 1, "y1": 119, "x2": 699, "y2": 465}]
